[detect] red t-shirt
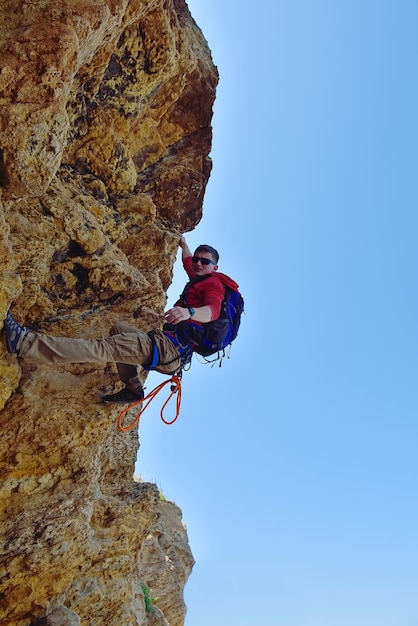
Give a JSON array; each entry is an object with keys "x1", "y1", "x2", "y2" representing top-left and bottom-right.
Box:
[{"x1": 174, "y1": 256, "x2": 240, "y2": 321}]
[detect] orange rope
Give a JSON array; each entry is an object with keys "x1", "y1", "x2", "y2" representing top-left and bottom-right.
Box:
[{"x1": 117, "y1": 375, "x2": 182, "y2": 432}]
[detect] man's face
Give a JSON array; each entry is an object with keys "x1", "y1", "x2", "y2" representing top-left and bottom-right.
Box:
[{"x1": 191, "y1": 252, "x2": 218, "y2": 277}]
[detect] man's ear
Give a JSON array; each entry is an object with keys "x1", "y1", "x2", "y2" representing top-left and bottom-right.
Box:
[{"x1": 212, "y1": 265, "x2": 218, "y2": 272}]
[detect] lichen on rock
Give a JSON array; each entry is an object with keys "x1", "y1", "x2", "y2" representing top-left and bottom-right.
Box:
[{"x1": 0, "y1": 0, "x2": 217, "y2": 624}]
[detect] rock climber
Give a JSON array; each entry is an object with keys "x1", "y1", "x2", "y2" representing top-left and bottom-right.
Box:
[{"x1": 3, "y1": 235, "x2": 239, "y2": 404}]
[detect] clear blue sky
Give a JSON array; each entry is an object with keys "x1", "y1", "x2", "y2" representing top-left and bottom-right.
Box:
[{"x1": 135, "y1": 2, "x2": 418, "y2": 625}]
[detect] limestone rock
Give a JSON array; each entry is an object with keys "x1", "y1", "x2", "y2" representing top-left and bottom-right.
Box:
[
  {"x1": 138, "y1": 501, "x2": 195, "y2": 626},
  {"x1": 0, "y1": 0, "x2": 217, "y2": 624}
]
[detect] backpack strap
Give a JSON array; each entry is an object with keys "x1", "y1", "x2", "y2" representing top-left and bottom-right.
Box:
[{"x1": 179, "y1": 273, "x2": 213, "y2": 307}]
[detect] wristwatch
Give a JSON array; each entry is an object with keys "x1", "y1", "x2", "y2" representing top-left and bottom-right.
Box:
[{"x1": 187, "y1": 306, "x2": 195, "y2": 318}]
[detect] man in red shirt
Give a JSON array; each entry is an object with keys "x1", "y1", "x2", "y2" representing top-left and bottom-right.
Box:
[
  {"x1": 165, "y1": 235, "x2": 224, "y2": 325},
  {"x1": 4, "y1": 236, "x2": 238, "y2": 404}
]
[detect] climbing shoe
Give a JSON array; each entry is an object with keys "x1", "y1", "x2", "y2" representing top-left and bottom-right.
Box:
[
  {"x1": 101, "y1": 387, "x2": 144, "y2": 404},
  {"x1": 4, "y1": 310, "x2": 28, "y2": 354}
]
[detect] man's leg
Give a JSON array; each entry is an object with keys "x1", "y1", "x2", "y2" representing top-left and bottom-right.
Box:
[
  {"x1": 19, "y1": 329, "x2": 154, "y2": 367},
  {"x1": 4, "y1": 312, "x2": 153, "y2": 403},
  {"x1": 107, "y1": 321, "x2": 148, "y2": 399},
  {"x1": 4, "y1": 312, "x2": 184, "y2": 403},
  {"x1": 21, "y1": 325, "x2": 154, "y2": 403}
]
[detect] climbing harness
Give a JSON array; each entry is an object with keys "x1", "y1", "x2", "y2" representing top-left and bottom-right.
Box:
[
  {"x1": 117, "y1": 373, "x2": 183, "y2": 432},
  {"x1": 143, "y1": 329, "x2": 193, "y2": 371}
]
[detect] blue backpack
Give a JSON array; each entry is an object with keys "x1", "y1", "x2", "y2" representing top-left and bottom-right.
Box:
[{"x1": 179, "y1": 277, "x2": 244, "y2": 358}]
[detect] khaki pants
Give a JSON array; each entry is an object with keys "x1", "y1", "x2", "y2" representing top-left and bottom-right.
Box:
[{"x1": 19, "y1": 322, "x2": 183, "y2": 395}]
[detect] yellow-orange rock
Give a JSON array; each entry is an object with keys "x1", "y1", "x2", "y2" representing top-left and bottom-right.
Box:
[{"x1": 0, "y1": 0, "x2": 217, "y2": 624}]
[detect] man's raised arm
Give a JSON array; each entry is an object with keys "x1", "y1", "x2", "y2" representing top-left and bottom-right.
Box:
[{"x1": 179, "y1": 234, "x2": 192, "y2": 259}]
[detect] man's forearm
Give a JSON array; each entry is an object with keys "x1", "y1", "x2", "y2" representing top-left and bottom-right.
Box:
[
  {"x1": 164, "y1": 304, "x2": 214, "y2": 325},
  {"x1": 179, "y1": 235, "x2": 192, "y2": 259},
  {"x1": 188, "y1": 305, "x2": 213, "y2": 323}
]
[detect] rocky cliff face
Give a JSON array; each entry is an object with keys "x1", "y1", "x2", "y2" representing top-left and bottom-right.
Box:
[{"x1": 0, "y1": 1, "x2": 218, "y2": 624}]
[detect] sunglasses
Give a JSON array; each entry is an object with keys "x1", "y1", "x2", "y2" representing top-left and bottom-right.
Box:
[{"x1": 192, "y1": 255, "x2": 216, "y2": 266}]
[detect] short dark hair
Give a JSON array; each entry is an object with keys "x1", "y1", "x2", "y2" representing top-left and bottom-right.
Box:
[{"x1": 194, "y1": 244, "x2": 219, "y2": 264}]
